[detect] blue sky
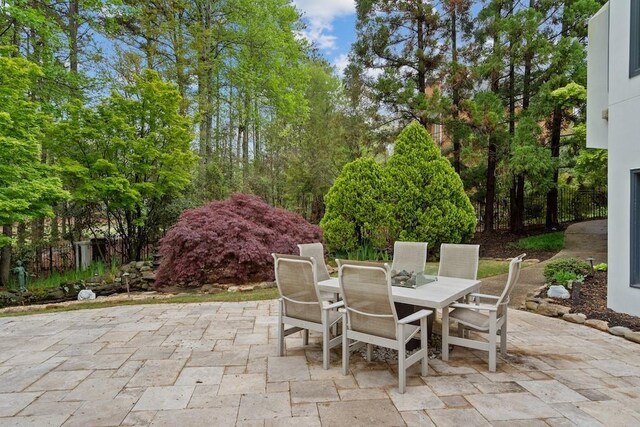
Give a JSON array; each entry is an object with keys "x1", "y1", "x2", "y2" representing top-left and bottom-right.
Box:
[{"x1": 293, "y1": 0, "x2": 357, "y2": 75}]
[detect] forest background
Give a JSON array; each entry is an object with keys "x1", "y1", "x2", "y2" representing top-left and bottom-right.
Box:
[{"x1": 0, "y1": 0, "x2": 608, "y2": 286}]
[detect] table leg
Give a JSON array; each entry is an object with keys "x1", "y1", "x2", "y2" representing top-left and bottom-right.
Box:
[{"x1": 441, "y1": 307, "x2": 449, "y2": 361}]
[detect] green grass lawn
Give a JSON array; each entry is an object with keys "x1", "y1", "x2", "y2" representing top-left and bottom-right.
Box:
[
  {"x1": 509, "y1": 232, "x2": 565, "y2": 252},
  {"x1": 425, "y1": 258, "x2": 536, "y2": 279},
  {"x1": 1, "y1": 258, "x2": 537, "y2": 318},
  {"x1": 0, "y1": 287, "x2": 280, "y2": 318}
]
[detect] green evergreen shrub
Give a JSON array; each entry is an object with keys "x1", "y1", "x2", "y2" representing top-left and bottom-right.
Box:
[
  {"x1": 386, "y1": 121, "x2": 477, "y2": 250},
  {"x1": 543, "y1": 257, "x2": 591, "y2": 283},
  {"x1": 320, "y1": 157, "x2": 390, "y2": 252},
  {"x1": 320, "y1": 122, "x2": 476, "y2": 255},
  {"x1": 594, "y1": 262, "x2": 607, "y2": 272}
]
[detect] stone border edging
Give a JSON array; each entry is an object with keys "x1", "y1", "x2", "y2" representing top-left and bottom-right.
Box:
[{"x1": 522, "y1": 285, "x2": 640, "y2": 345}]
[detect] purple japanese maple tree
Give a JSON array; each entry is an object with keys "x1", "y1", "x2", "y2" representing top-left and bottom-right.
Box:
[{"x1": 155, "y1": 193, "x2": 323, "y2": 287}]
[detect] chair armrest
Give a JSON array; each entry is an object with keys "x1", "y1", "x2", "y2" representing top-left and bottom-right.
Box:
[
  {"x1": 450, "y1": 303, "x2": 497, "y2": 312},
  {"x1": 398, "y1": 309, "x2": 433, "y2": 324},
  {"x1": 322, "y1": 300, "x2": 345, "y2": 310},
  {"x1": 469, "y1": 293, "x2": 500, "y2": 301}
]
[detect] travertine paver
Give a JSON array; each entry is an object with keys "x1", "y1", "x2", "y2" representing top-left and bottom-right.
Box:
[
  {"x1": 0, "y1": 301, "x2": 639, "y2": 426},
  {"x1": 290, "y1": 380, "x2": 339, "y2": 403}
]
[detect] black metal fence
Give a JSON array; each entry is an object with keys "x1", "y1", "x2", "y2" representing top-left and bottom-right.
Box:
[
  {"x1": 474, "y1": 187, "x2": 607, "y2": 232},
  {"x1": 10, "y1": 237, "x2": 155, "y2": 279}
]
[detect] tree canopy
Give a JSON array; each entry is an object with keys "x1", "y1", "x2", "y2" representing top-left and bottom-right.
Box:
[{"x1": 0, "y1": 54, "x2": 67, "y2": 247}]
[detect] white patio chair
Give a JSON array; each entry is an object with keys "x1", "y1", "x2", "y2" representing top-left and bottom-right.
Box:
[
  {"x1": 438, "y1": 243, "x2": 480, "y2": 280},
  {"x1": 391, "y1": 241, "x2": 428, "y2": 274},
  {"x1": 338, "y1": 260, "x2": 432, "y2": 393},
  {"x1": 298, "y1": 243, "x2": 331, "y2": 282},
  {"x1": 441, "y1": 254, "x2": 526, "y2": 372},
  {"x1": 299, "y1": 242, "x2": 336, "y2": 302},
  {"x1": 273, "y1": 254, "x2": 343, "y2": 369},
  {"x1": 438, "y1": 243, "x2": 480, "y2": 312}
]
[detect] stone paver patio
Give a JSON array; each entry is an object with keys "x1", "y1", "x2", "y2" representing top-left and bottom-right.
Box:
[{"x1": 0, "y1": 301, "x2": 639, "y2": 426}]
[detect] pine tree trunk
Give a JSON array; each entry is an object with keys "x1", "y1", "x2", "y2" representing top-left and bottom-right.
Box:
[
  {"x1": 484, "y1": 140, "x2": 497, "y2": 232},
  {"x1": 242, "y1": 95, "x2": 250, "y2": 181},
  {"x1": 484, "y1": 38, "x2": 501, "y2": 233},
  {"x1": 450, "y1": 7, "x2": 461, "y2": 173},
  {"x1": 0, "y1": 225, "x2": 11, "y2": 287},
  {"x1": 310, "y1": 195, "x2": 325, "y2": 224},
  {"x1": 17, "y1": 223, "x2": 26, "y2": 251},
  {"x1": 51, "y1": 216, "x2": 59, "y2": 242},
  {"x1": 68, "y1": 0, "x2": 79, "y2": 75},
  {"x1": 507, "y1": 28, "x2": 525, "y2": 233},
  {"x1": 546, "y1": 106, "x2": 562, "y2": 229},
  {"x1": 416, "y1": 10, "x2": 428, "y2": 128}
]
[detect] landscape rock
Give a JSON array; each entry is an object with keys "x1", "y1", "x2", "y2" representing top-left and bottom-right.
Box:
[
  {"x1": 584, "y1": 319, "x2": 609, "y2": 332},
  {"x1": 142, "y1": 271, "x2": 156, "y2": 281},
  {"x1": 525, "y1": 301, "x2": 539, "y2": 311},
  {"x1": 77, "y1": 289, "x2": 96, "y2": 301},
  {"x1": 609, "y1": 326, "x2": 632, "y2": 337},
  {"x1": 562, "y1": 313, "x2": 587, "y2": 324},
  {"x1": 228, "y1": 286, "x2": 240, "y2": 293},
  {"x1": 537, "y1": 303, "x2": 567, "y2": 317},
  {"x1": 624, "y1": 331, "x2": 640, "y2": 344},
  {"x1": 547, "y1": 285, "x2": 571, "y2": 299},
  {"x1": 239, "y1": 285, "x2": 255, "y2": 292},
  {"x1": 257, "y1": 281, "x2": 276, "y2": 289}
]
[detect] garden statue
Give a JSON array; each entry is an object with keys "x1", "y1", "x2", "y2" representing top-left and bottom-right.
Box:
[{"x1": 13, "y1": 260, "x2": 27, "y2": 292}]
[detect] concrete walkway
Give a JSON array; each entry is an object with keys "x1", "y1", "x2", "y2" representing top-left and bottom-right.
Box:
[
  {"x1": 0, "y1": 299, "x2": 639, "y2": 426},
  {"x1": 481, "y1": 220, "x2": 608, "y2": 307}
]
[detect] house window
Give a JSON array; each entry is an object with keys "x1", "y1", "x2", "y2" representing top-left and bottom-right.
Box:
[
  {"x1": 631, "y1": 0, "x2": 640, "y2": 77},
  {"x1": 632, "y1": 170, "x2": 640, "y2": 287}
]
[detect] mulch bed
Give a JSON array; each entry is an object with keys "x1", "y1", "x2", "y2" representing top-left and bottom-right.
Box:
[
  {"x1": 538, "y1": 271, "x2": 640, "y2": 331},
  {"x1": 472, "y1": 228, "x2": 558, "y2": 261}
]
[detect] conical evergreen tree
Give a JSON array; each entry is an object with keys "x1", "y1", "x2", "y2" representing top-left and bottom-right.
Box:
[
  {"x1": 387, "y1": 121, "x2": 476, "y2": 251},
  {"x1": 320, "y1": 157, "x2": 390, "y2": 253}
]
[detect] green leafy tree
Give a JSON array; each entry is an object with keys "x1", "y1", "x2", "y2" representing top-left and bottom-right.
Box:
[
  {"x1": 284, "y1": 60, "x2": 350, "y2": 222},
  {"x1": 0, "y1": 54, "x2": 68, "y2": 285},
  {"x1": 574, "y1": 144, "x2": 607, "y2": 189},
  {"x1": 352, "y1": 0, "x2": 445, "y2": 127},
  {"x1": 387, "y1": 121, "x2": 476, "y2": 250},
  {"x1": 51, "y1": 70, "x2": 197, "y2": 261},
  {"x1": 320, "y1": 157, "x2": 390, "y2": 253}
]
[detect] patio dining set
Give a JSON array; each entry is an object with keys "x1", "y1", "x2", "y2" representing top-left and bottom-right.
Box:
[{"x1": 272, "y1": 242, "x2": 526, "y2": 394}]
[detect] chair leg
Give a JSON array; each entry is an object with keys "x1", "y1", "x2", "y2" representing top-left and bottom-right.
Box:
[
  {"x1": 322, "y1": 311, "x2": 329, "y2": 370},
  {"x1": 441, "y1": 308, "x2": 449, "y2": 362},
  {"x1": 341, "y1": 313, "x2": 349, "y2": 375},
  {"x1": 500, "y1": 314, "x2": 508, "y2": 355},
  {"x1": 302, "y1": 329, "x2": 309, "y2": 346},
  {"x1": 489, "y1": 312, "x2": 497, "y2": 372},
  {"x1": 457, "y1": 323, "x2": 465, "y2": 338},
  {"x1": 366, "y1": 344, "x2": 373, "y2": 362},
  {"x1": 420, "y1": 316, "x2": 428, "y2": 376},
  {"x1": 397, "y1": 324, "x2": 406, "y2": 394},
  {"x1": 277, "y1": 300, "x2": 285, "y2": 357}
]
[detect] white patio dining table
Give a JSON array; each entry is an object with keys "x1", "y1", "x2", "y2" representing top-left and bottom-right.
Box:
[{"x1": 317, "y1": 275, "x2": 482, "y2": 354}]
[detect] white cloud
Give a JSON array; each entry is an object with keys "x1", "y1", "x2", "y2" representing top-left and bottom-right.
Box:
[
  {"x1": 293, "y1": 0, "x2": 355, "y2": 21},
  {"x1": 333, "y1": 53, "x2": 349, "y2": 75},
  {"x1": 365, "y1": 67, "x2": 383, "y2": 80},
  {"x1": 293, "y1": 0, "x2": 355, "y2": 51}
]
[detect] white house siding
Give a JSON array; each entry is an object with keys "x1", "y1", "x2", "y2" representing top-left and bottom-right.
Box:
[
  {"x1": 588, "y1": 0, "x2": 640, "y2": 315},
  {"x1": 607, "y1": 101, "x2": 640, "y2": 316},
  {"x1": 587, "y1": 4, "x2": 609, "y2": 149}
]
